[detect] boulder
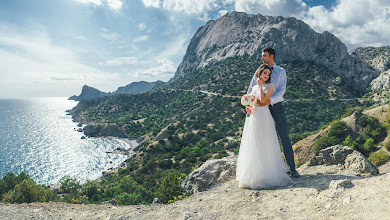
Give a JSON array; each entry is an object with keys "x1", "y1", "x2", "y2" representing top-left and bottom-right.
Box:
[
  {"x1": 309, "y1": 145, "x2": 354, "y2": 166},
  {"x1": 308, "y1": 145, "x2": 379, "y2": 176},
  {"x1": 182, "y1": 155, "x2": 237, "y2": 194},
  {"x1": 344, "y1": 151, "x2": 379, "y2": 175}
]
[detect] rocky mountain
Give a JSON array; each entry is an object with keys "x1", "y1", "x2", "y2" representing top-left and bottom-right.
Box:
[
  {"x1": 174, "y1": 11, "x2": 379, "y2": 94},
  {"x1": 350, "y1": 46, "x2": 390, "y2": 72},
  {"x1": 69, "y1": 80, "x2": 165, "y2": 101},
  {"x1": 68, "y1": 85, "x2": 109, "y2": 101},
  {"x1": 348, "y1": 46, "x2": 390, "y2": 101},
  {"x1": 350, "y1": 46, "x2": 390, "y2": 93},
  {"x1": 114, "y1": 80, "x2": 165, "y2": 95}
]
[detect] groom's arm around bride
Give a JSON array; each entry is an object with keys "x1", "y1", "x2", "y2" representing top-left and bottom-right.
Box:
[{"x1": 247, "y1": 47, "x2": 300, "y2": 178}]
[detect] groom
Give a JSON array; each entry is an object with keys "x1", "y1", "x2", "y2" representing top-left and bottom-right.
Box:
[{"x1": 247, "y1": 46, "x2": 301, "y2": 178}]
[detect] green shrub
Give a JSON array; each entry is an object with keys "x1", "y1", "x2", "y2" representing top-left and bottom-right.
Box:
[
  {"x1": 214, "y1": 150, "x2": 229, "y2": 159},
  {"x1": 0, "y1": 179, "x2": 6, "y2": 199},
  {"x1": 328, "y1": 120, "x2": 347, "y2": 139},
  {"x1": 2, "y1": 179, "x2": 57, "y2": 203},
  {"x1": 155, "y1": 171, "x2": 186, "y2": 204},
  {"x1": 313, "y1": 136, "x2": 339, "y2": 155},
  {"x1": 363, "y1": 138, "x2": 377, "y2": 153},
  {"x1": 368, "y1": 150, "x2": 390, "y2": 166},
  {"x1": 59, "y1": 176, "x2": 81, "y2": 194},
  {"x1": 2, "y1": 173, "x2": 18, "y2": 193},
  {"x1": 343, "y1": 135, "x2": 358, "y2": 149},
  {"x1": 82, "y1": 180, "x2": 102, "y2": 202}
]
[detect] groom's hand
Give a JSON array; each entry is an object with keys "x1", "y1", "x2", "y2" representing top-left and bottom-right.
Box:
[{"x1": 257, "y1": 99, "x2": 271, "y2": 106}]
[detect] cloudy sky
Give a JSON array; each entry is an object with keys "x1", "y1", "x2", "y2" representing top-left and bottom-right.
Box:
[{"x1": 1, "y1": 0, "x2": 389, "y2": 98}]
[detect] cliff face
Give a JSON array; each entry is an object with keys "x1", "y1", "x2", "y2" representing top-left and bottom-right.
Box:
[
  {"x1": 350, "y1": 46, "x2": 390, "y2": 72},
  {"x1": 68, "y1": 85, "x2": 108, "y2": 101},
  {"x1": 69, "y1": 81, "x2": 166, "y2": 101},
  {"x1": 114, "y1": 80, "x2": 165, "y2": 95},
  {"x1": 350, "y1": 46, "x2": 390, "y2": 92},
  {"x1": 174, "y1": 11, "x2": 378, "y2": 93}
]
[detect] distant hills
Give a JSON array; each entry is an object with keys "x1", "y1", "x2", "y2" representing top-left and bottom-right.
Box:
[{"x1": 69, "y1": 80, "x2": 166, "y2": 101}]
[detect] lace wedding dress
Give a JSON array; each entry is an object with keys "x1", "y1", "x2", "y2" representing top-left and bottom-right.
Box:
[{"x1": 236, "y1": 84, "x2": 292, "y2": 189}]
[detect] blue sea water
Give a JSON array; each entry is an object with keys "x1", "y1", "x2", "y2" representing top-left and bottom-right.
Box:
[{"x1": 0, "y1": 97, "x2": 128, "y2": 185}]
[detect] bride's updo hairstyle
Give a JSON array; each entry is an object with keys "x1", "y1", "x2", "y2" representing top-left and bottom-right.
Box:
[{"x1": 255, "y1": 64, "x2": 272, "y2": 84}]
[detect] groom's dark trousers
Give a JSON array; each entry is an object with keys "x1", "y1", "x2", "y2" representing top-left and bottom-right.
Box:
[{"x1": 269, "y1": 102, "x2": 296, "y2": 171}]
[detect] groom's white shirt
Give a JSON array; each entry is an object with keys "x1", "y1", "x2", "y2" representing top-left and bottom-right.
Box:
[{"x1": 247, "y1": 63, "x2": 286, "y2": 106}]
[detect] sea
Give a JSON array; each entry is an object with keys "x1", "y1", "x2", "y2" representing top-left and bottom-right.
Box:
[{"x1": 0, "y1": 97, "x2": 130, "y2": 185}]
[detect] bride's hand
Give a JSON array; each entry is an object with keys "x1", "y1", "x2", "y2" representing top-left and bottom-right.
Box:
[{"x1": 256, "y1": 78, "x2": 264, "y2": 86}]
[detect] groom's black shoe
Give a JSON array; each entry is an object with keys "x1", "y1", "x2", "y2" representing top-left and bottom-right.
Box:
[{"x1": 290, "y1": 170, "x2": 301, "y2": 178}]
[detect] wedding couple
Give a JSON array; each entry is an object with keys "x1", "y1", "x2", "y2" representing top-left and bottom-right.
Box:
[{"x1": 236, "y1": 47, "x2": 300, "y2": 189}]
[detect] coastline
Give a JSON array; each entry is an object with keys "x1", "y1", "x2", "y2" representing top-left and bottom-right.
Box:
[
  {"x1": 67, "y1": 105, "x2": 143, "y2": 181},
  {"x1": 94, "y1": 136, "x2": 142, "y2": 181}
]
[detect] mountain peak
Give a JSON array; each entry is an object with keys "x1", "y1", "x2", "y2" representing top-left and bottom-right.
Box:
[{"x1": 174, "y1": 12, "x2": 378, "y2": 93}]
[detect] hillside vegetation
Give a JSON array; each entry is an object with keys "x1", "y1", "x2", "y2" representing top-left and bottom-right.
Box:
[{"x1": 58, "y1": 55, "x2": 379, "y2": 205}]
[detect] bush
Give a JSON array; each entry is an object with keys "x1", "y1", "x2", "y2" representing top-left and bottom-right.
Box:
[
  {"x1": 2, "y1": 179, "x2": 57, "y2": 203},
  {"x1": 313, "y1": 136, "x2": 339, "y2": 155},
  {"x1": 2, "y1": 173, "x2": 18, "y2": 193},
  {"x1": 363, "y1": 138, "x2": 376, "y2": 153},
  {"x1": 83, "y1": 180, "x2": 102, "y2": 202},
  {"x1": 214, "y1": 150, "x2": 229, "y2": 159},
  {"x1": 155, "y1": 171, "x2": 186, "y2": 204},
  {"x1": 0, "y1": 179, "x2": 6, "y2": 199},
  {"x1": 368, "y1": 150, "x2": 390, "y2": 166},
  {"x1": 328, "y1": 120, "x2": 347, "y2": 139},
  {"x1": 59, "y1": 176, "x2": 81, "y2": 194},
  {"x1": 343, "y1": 135, "x2": 359, "y2": 149}
]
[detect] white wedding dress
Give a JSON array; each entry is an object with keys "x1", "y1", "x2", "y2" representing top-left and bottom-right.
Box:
[{"x1": 236, "y1": 84, "x2": 292, "y2": 189}]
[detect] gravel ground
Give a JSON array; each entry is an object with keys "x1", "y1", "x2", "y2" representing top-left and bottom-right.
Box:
[{"x1": 1, "y1": 166, "x2": 390, "y2": 220}]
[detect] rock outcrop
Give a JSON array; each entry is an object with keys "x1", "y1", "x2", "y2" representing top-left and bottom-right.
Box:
[
  {"x1": 308, "y1": 145, "x2": 379, "y2": 175},
  {"x1": 370, "y1": 69, "x2": 390, "y2": 91},
  {"x1": 350, "y1": 46, "x2": 390, "y2": 94},
  {"x1": 182, "y1": 145, "x2": 378, "y2": 196},
  {"x1": 181, "y1": 155, "x2": 237, "y2": 194},
  {"x1": 350, "y1": 46, "x2": 390, "y2": 72},
  {"x1": 174, "y1": 11, "x2": 378, "y2": 94},
  {"x1": 83, "y1": 124, "x2": 128, "y2": 138},
  {"x1": 69, "y1": 85, "x2": 109, "y2": 101},
  {"x1": 114, "y1": 80, "x2": 165, "y2": 95},
  {"x1": 69, "y1": 80, "x2": 166, "y2": 101}
]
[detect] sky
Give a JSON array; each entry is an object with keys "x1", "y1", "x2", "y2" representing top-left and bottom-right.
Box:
[{"x1": 1, "y1": 0, "x2": 390, "y2": 98}]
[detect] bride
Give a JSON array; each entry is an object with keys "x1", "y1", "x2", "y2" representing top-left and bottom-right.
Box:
[{"x1": 236, "y1": 64, "x2": 292, "y2": 189}]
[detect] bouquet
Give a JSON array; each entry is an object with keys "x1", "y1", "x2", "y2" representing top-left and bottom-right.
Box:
[{"x1": 241, "y1": 94, "x2": 257, "y2": 117}]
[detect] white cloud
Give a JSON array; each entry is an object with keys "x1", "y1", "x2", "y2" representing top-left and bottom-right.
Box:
[
  {"x1": 218, "y1": 9, "x2": 229, "y2": 17},
  {"x1": 140, "y1": 0, "x2": 390, "y2": 49},
  {"x1": 0, "y1": 23, "x2": 119, "y2": 98},
  {"x1": 133, "y1": 35, "x2": 149, "y2": 42},
  {"x1": 99, "y1": 57, "x2": 138, "y2": 65},
  {"x1": 74, "y1": 0, "x2": 123, "y2": 11},
  {"x1": 106, "y1": 0, "x2": 123, "y2": 11},
  {"x1": 101, "y1": 28, "x2": 120, "y2": 41},
  {"x1": 234, "y1": 0, "x2": 307, "y2": 17},
  {"x1": 141, "y1": 0, "x2": 161, "y2": 8},
  {"x1": 138, "y1": 23, "x2": 147, "y2": 31},
  {"x1": 303, "y1": 0, "x2": 390, "y2": 49},
  {"x1": 141, "y1": 0, "x2": 306, "y2": 17},
  {"x1": 136, "y1": 58, "x2": 176, "y2": 78},
  {"x1": 74, "y1": 0, "x2": 102, "y2": 6}
]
